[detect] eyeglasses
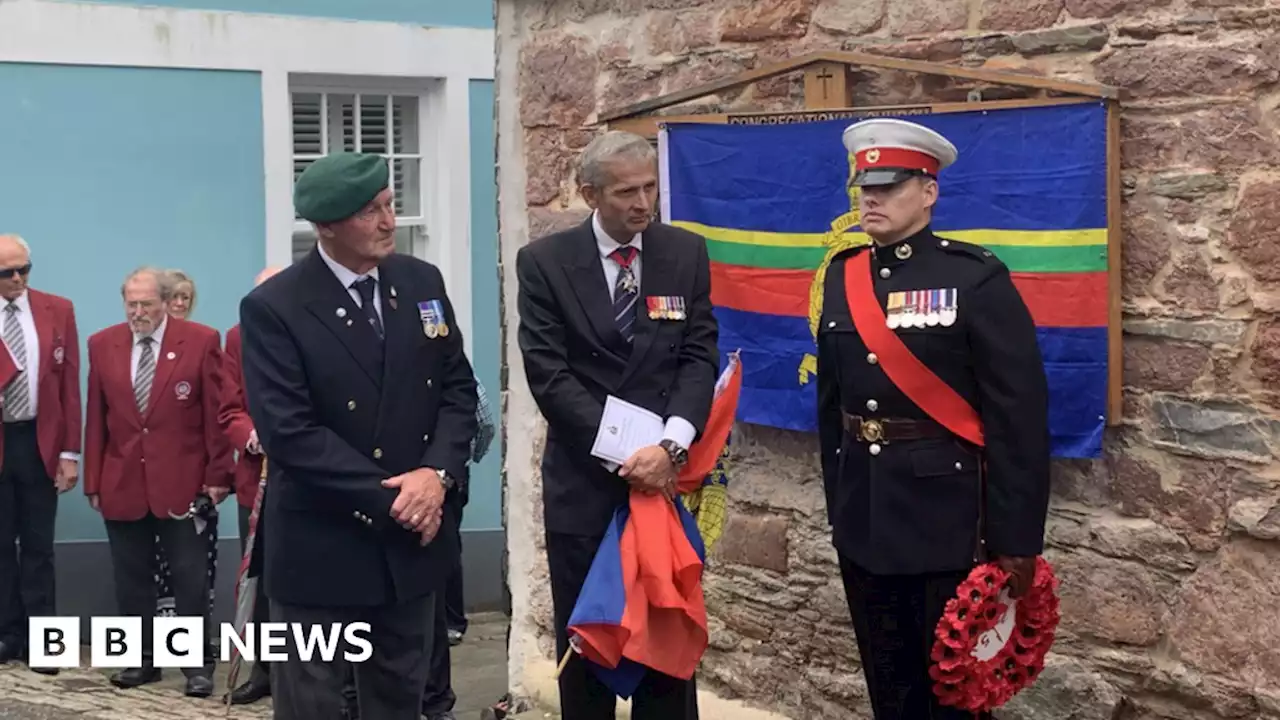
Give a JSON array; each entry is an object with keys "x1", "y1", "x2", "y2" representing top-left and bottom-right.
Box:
[{"x1": 0, "y1": 264, "x2": 31, "y2": 280}]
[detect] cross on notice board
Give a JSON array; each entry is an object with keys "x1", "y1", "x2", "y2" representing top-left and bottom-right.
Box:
[
  {"x1": 816, "y1": 68, "x2": 834, "y2": 99},
  {"x1": 803, "y1": 62, "x2": 850, "y2": 110}
]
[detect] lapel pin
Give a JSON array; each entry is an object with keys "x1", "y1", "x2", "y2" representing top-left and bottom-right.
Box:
[
  {"x1": 166, "y1": 352, "x2": 176, "y2": 360},
  {"x1": 389, "y1": 286, "x2": 398, "y2": 310},
  {"x1": 336, "y1": 308, "x2": 347, "y2": 318},
  {"x1": 346, "y1": 319, "x2": 353, "y2": 327}
]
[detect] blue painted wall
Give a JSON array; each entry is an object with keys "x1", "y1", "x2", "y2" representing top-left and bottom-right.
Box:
[
  {"x1": 464, "y1": 80, "x2": 501, "y2": 533},
  {"x1": 0, "y1": 62, "x2": 266, "y2": 543},
  {"x1": 55, "y1": 0, "x2": 494, "y2": 27}
]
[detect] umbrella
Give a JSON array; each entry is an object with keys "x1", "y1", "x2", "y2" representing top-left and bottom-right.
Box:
[
  {"x1": 557, "y1": 352, "x2": 743, "y2": 698},
  {"x1": 224, "y1": 456, "x2": 268, "y2": 716}
]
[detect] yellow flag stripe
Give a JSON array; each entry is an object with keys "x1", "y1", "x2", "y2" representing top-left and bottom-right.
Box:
[{"x1": 674, "y1": 220, "x2": 1106, "y2": 249}]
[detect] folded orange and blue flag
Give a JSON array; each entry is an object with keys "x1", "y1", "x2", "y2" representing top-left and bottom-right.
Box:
[{"x1": 566, "y1": 353, "x2": 743, "y2": 697}]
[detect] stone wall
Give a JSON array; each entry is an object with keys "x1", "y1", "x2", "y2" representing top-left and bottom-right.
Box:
[{"x1": 495, "y1": 0, "x2": 1280, "y2": 717}]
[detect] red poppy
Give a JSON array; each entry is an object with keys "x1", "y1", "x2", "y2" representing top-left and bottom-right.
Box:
[{"x1": 929, "y1": 558, "x2": 1060, "y2": 712}]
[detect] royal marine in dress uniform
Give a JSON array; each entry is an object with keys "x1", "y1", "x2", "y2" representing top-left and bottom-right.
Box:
[{"x1": 816, "y1": 119, "x2": 1051, "y2": 719}]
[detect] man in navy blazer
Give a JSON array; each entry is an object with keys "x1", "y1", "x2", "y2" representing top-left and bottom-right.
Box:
[{"x1": 239, "y1": 152, "x2": 477, "y2": 720}]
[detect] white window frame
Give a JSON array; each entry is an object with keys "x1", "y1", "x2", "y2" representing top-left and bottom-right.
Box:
[{"x1": 288, "y1": 74, "x2": 445, "y2": 261}]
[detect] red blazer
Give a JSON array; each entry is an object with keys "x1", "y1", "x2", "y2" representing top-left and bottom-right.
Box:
[
  {"x1": 0, "y1": 289, "x2": 82, "y2": 479},
  {"x1": 217, "y1": 324, "x2": 263, "y2": 508},
  {"x1": 83, "y1": 317, "x2": 233, "y2": 521}
]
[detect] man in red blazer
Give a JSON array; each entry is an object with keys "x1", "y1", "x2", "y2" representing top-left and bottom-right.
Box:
[
  {"x1": 0, "y1": 234, "x2": 82, "y2": 675},
  {"x1": 83, "y1": 266, "x2": 233, "y2": 697},
  {"x1": 218, "y1": 265, "x2": 280, "y2": 706}
]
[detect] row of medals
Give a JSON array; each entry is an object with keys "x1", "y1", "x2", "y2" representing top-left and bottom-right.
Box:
[
  {"x1": 425, "y1": 321, "x2": 449, "y2": 339},
  {"x1": 885, "y1": 289, "x2": 958, "y2": 329}
]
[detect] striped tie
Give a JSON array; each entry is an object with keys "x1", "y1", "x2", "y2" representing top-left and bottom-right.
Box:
[
  {"x1": 611, "y1": 246, "x2": 639, "y2": 343},
  {"x1": 134, "y1": 336, "x2": 155, "y2": 414},
  {"x1": 2, "y1": 303, "x2": 29, "y2": 422}
]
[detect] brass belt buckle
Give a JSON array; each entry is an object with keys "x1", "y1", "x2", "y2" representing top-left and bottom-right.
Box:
[{"x1": 859, "y1": 418, "x2": 885, "y2": 443}]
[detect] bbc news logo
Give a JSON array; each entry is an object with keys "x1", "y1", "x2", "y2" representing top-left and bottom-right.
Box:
[{"x1": 27, "y1": 618, "x2": 372, "y2": 668}]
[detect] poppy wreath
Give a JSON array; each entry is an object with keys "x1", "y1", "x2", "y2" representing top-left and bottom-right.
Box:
[{"x1": 929, "y1": 557, "x2": 1061, "y2": 712}]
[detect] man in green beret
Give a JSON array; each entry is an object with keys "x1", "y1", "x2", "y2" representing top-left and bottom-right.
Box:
[{"x1": 239, "y1": 151, "x2": 478, "y2": 720}]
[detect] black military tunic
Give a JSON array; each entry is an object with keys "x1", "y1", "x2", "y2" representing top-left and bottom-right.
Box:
[{"x1": 816, "y1": 225, "x2": 1051, "y2": 719}]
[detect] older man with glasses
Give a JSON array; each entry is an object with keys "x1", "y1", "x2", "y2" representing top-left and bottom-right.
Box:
[{"x1": 0, "y1": 234, "x2": 82, "y2": 676}]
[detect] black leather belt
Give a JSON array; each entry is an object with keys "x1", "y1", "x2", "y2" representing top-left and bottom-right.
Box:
[{"x1": 841, "y1": 410, "x2": 950, "y2": 443}]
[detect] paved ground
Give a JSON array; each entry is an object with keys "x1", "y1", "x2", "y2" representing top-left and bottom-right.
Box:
[{"x1": 0, "y1": 613, "x2": 513, "y2": 720}]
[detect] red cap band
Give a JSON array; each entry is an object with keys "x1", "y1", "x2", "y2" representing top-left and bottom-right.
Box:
[{"x1": 855, "y1": 147, "x2": 940, "y2": 175}]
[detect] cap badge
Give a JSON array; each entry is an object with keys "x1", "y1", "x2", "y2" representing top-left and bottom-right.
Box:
[{"x1": 866, "y1": 149, "x2": 881, "y2": 164}]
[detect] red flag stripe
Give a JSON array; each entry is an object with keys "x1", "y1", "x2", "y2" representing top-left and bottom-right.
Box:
[{"x1": 709, "y1": 262, "x2": 1108, "y2": 328}]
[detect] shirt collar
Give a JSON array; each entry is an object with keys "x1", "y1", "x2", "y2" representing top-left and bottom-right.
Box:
[
  {"x1": 317, "y1": 240, "x2": 380, "y2": 290},
  {"x1": 135, "y1": 313, "x2": 167, "y2": 346},
  {"x1": 593, "y1": 210, "x2": 642, "y2": 261}
]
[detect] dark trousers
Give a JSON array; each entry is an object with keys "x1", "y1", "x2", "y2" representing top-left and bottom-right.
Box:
[
  {"x1": 548, "y1": 531, "x2": 699, "y2": 720},
  {"x1": 103, "y1": 512, "x2": 214, "y2": 678},
  {"x1": 422, "y1": 496, "x2": 464, "y2": 716},
  {"x1": 839, "y1": 555, "x2": 991, "y2": 720},
  {"x1": 271, "y1": 594, "x2": 435, "y2": 720},
  {"x1": 0, "y1": 423, "x2": 57, "y2": 651},
  {"x1": 237, "y1": 503, "x2": 271, "y2": 687},
  {"x1": 444, "y1": 541, "x2": 467, "y2": 636}
]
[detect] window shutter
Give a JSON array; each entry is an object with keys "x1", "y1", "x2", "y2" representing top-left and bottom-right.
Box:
[{"x1": 290, "y1": 90, "x2": 423, "y2": 224}]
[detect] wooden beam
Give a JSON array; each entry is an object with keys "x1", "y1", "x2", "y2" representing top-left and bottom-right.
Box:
[
  {"x1": 804, "y1": 61, "x2": 852, "y2": 109},
  {"x1": 599, "y1": 50, "x2": 1122, "y2": 123},
  {"x1": 1105, "y1": 99, "x2": 1124, "y2": 426},
  {"x1": 600, "y1": 54, "x2": 833, "y2": 122},
  {"x1": 812, "y1": 51, "x2": 1124, "y2": 101},
  {"x1": 606, "y1": 96, "x2": 1100, "y2": 139}
]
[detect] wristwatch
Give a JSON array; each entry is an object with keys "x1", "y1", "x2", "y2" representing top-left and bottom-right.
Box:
[
  {"x1": 659, "y1": 439, "x2": 689, "y2": 468},
  {"x1": 433, "y1": 468, "x2": 455, "y2": 490}
]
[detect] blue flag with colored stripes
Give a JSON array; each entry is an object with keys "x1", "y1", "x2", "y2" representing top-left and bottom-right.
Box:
[{"x1": 658, "y1": 101, "x2": 1110, "y2": 458}]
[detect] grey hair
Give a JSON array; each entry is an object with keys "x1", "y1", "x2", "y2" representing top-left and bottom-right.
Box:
[
  {"x1": 0, "y1": 235, "x2": 31, "y2": 257},
  {"x1": 578, "y1": 131, "x2": 657, "y2": 189},
  {"x1": 121, "y1": 266, "x2": 173, "y2": 301}
]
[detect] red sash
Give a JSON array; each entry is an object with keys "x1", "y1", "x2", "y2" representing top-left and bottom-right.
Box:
[{"x1": 844, "y1": 251, "x2": 985, "y2": 447}]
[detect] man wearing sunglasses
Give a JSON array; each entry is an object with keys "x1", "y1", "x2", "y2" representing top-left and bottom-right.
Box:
[{"x1": 0, "y1": 234, "x2": 82, "y2": 676}]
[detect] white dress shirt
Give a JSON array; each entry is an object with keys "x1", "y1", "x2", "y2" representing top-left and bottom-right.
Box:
[
  {"x1": 591, "y1": 211, "x2": 696, "y2": 451},
  {"x1": 131, "y1": 313, "x2": 168, "y2": 384},
  {"x1": 318, "y1": 241, "x2": 383, "y2": 322},
  {"x1": 2, "y1": 292, "x2": 39, "y2": 422},
  {"x1": 2, "y1": 291, "x2": 79, "y2": 462},
  {"x1": 594, "y1": 211, "x2": 644, "y2": 302}
]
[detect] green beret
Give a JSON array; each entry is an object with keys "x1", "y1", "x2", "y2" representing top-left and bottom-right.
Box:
[{"x1": 293, "y1": 152, "x2": 390, "y2": 223}]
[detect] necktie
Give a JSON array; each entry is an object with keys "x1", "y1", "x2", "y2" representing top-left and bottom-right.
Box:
[
  {"x1": 353, "y1": 277, "x2": 384, "y2": 340},
  {"x1": 2, "y1": 304, "x2": 29, "y2": 422},
  {"x1": 135, "y1": 336, "x2": 155, "y2": 414},
  {"x1": 611, "y1": 246, "x2": 639, "y2": 343}
]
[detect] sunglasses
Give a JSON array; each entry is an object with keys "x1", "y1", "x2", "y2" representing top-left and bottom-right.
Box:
[{"x1": 0, "y1": 264, "x2": 30, "y2": 280}]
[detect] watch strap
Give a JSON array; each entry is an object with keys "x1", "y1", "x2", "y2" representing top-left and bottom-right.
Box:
[{"x1": 659, "y1": 439, "x2": 689, "y2": 467}]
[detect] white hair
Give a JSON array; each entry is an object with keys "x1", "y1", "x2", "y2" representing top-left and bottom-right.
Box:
[
  {"x1": 0, "y1": 235, "x2": 31, "y2": 257},
  {"x1": 121, "y1": 266, "x2": 172, "y2": 301},
  {"x1": 578, "y1": 131, "x2": 656, "y2": 189}
]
